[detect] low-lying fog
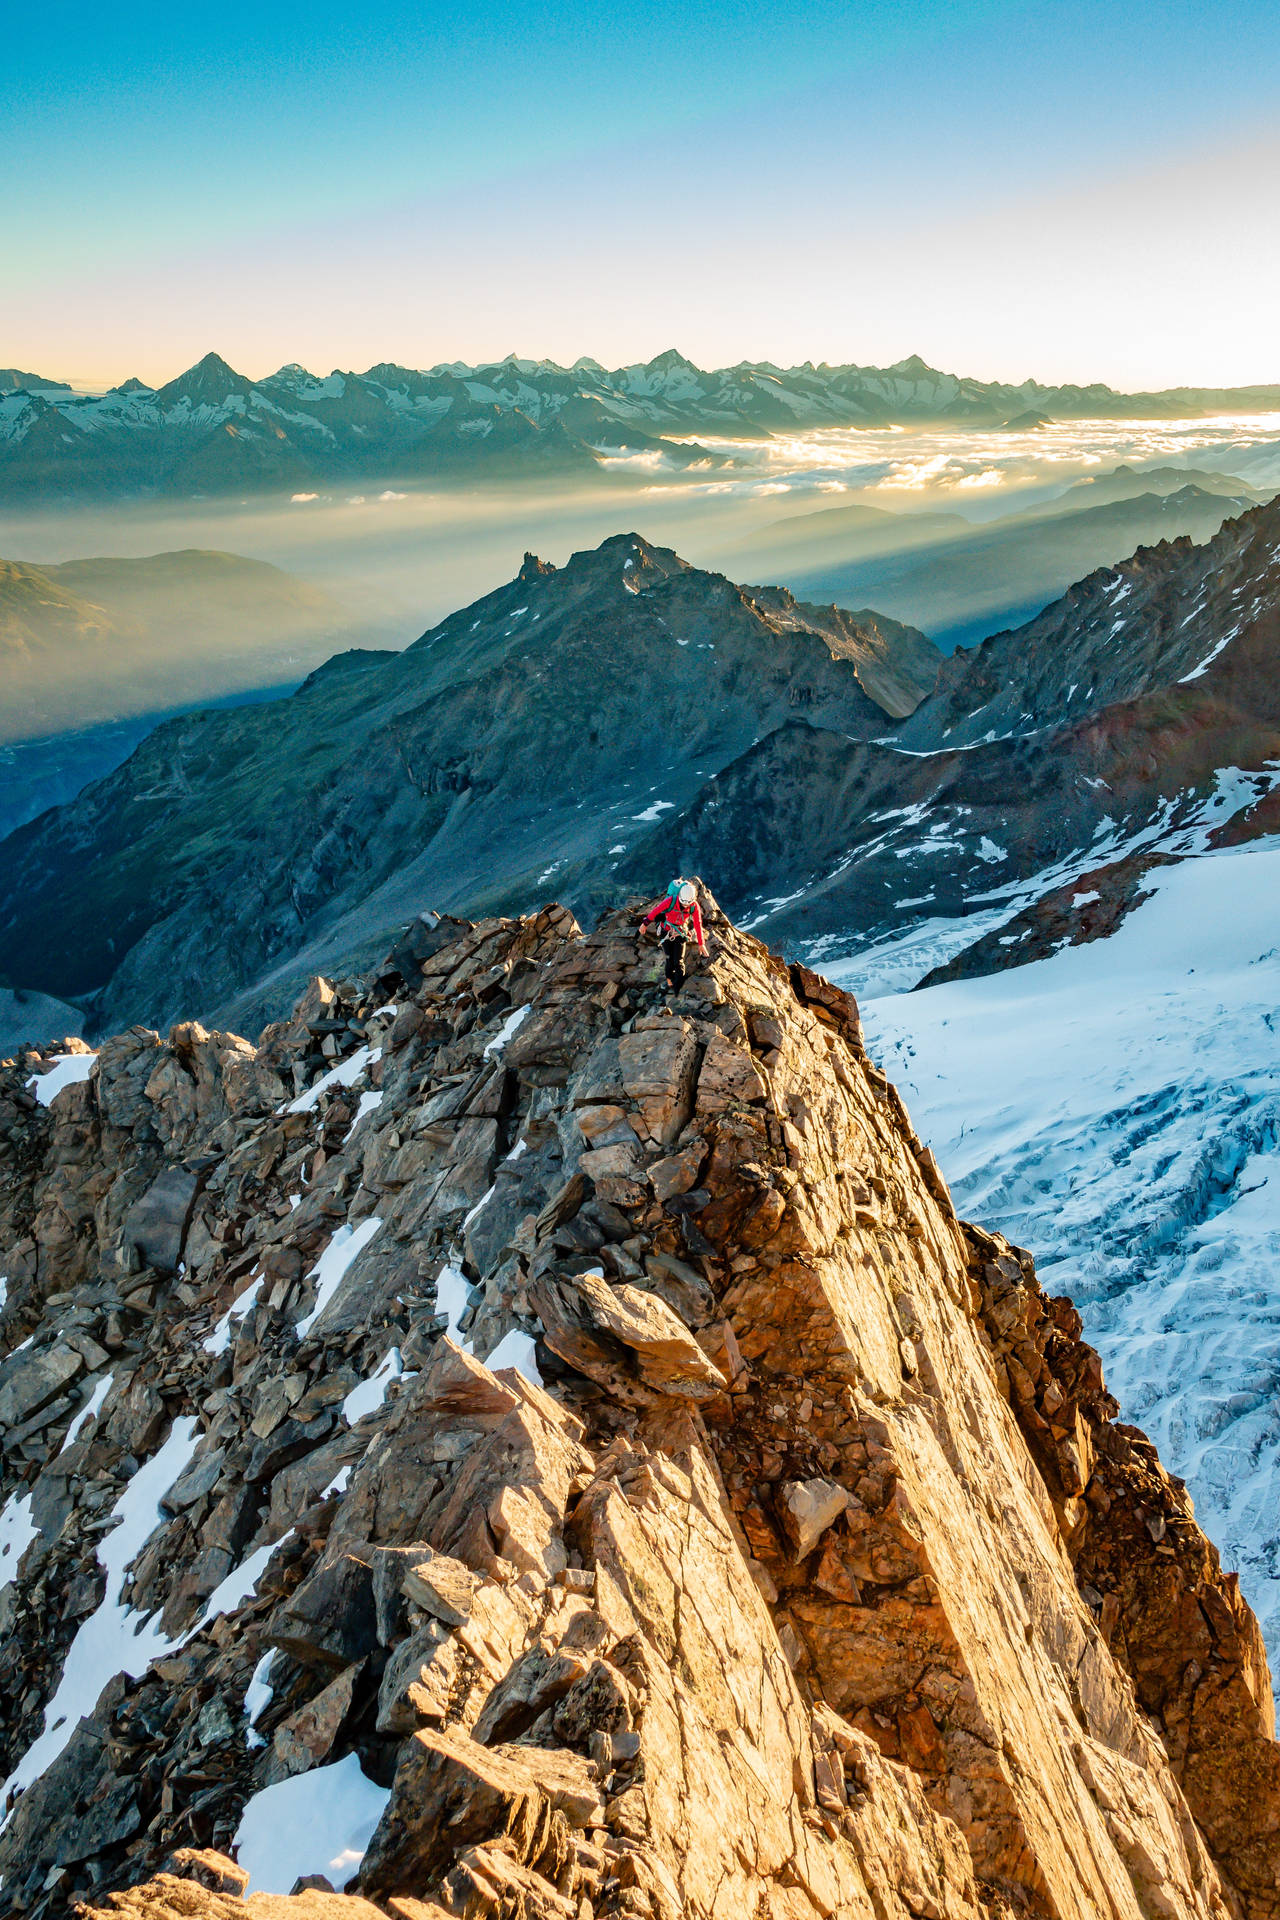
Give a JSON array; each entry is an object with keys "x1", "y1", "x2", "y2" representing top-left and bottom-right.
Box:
[{"x1": 9, "y1": 410, "x2": 1280, "y2": 628}]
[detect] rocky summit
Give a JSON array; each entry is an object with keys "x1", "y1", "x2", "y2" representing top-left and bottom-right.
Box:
[
  {"x1": 0, "y1": 534, "x2": 938, "y2": 1039},
  {"x1": 1, "y1": 893, "x2": 1277, "y2": 1920}
]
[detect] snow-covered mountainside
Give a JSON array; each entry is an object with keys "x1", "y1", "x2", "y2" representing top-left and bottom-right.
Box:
[
  {"x1": 1, "y1": 898, "x2": 1278, "y2": 1919},
  {"x1": 6, "y1": 348, "x2": 1280, "y2": 500},
  {"x1": 855, "y1": 840, "x2": 1280, "y2": 1663},
  {"x1": 646, "y1": 493, "x2": 1280, "y2": 966}
]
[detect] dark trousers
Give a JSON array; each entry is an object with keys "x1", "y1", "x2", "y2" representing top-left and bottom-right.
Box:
[{"x1": 662, "y1": 934, "x2": 687, "y2": 991}]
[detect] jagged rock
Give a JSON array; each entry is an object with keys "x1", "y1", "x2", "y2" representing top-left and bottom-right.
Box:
[
  {"x1": 158, "y1": 1851, "x2": 250, "y2": 1895},
  {"x1": 123, "y1": 1166, "x2": 201, "y2": 1272},
  {"x1": 79, "y1": 1882, "x2": 386, "y2": 1916},
  {"x1": 528, "y1": 1267, "x2": 726, "y2": 1404},
  {"x1": 267, "y1": 1550, "x2": 378, "y2": 1668},
  {"x1": 781, "y1": 1475, "x2": 851, "y2": 1558},
  {"x1": 360, "y1": 1729, "x2": 596, "y2": 1897},
  {"x1": 266, "y1": 1662, "x2": 363, "y2": 1782},
  {"x1": 471, "y1": 1645, "x2": 590, "y2": 1745},
  {"x1": 695, "y1": 1027, "x2": 768, "y2": 1111},
  {"x1": 377, "y1": 1619, "x2": 460, "y2": 1735},
  {"x1": 401, "y1": 1549, "x2": 478, "y2": 1627},
  {"x1": 2, "y1": 896, "x2": 1277, "y2": 1920},
  {"x1": 0, "y1": 1339, "x2": 84, "y2": 1426},
  {"x1": 617, "y1": 1020, "x2": 698, "y2": 1145}
]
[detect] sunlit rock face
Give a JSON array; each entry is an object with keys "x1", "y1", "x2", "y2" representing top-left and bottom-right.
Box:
[{"x1": 2, "y1": 893, "x2": 1277, "y2": 1919}]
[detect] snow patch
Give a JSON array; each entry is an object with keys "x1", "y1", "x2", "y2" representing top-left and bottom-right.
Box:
[
  {"x1": 27, "y1": 1053, "x2": 95, "y2": 1106},
  {"x1": 2, "y1": 1416, "x2": 201, "y2": 1799},
  {"x1": 59, "y1": 1374, "x2": 112, "y2": 1453},
  {"x1": 343, "y1": 1346, "x2": 404, "y2": 1425},
  {"x1": 435, "y1": 1263, "x2": 473, "y2": 1347},
  {"x1": 350, "y1": 1089, "x2": 384, "y2": 1133},
  {"x1": 233, "y1": 1752, "x2": 391, "y2": 1894},
  {"x1": 203, "y1": 1275, "x2": 263, "y2": 1355},
  {"x1": 482, "y1": 1004, "x2": 531, "y2": 1059},
  {"x1": 296, "y1": 1216, "x2": 383, "y2": 1338},
  {"x1": 486, "y1": 1328, "x2": 543, "y2": 1384},
  {"x1": 286, "y1": 1046, "x2": 381, "y2": 1114},
  {"x1": 0, "y1": 1491, "x2": 38, "y2": 1593}
]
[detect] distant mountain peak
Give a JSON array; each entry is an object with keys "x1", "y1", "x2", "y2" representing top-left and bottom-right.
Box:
[
  {"x1": 0, "y1": 369, "x2": 72, "y2": 394},
  {"x1": 267, "y1": 362, "x2": 319, "y2": 387},
  {"x1": 645, "y1": 348, "x2": 699, "y2": 374},
  {"x1": 155, "y1": 350, "x2": 251, "y2": 408}
]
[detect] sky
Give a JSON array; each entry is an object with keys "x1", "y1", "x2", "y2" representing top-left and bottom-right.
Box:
[{"x1": 4, "y1": 0, "x2": 1280, "y2": 391}]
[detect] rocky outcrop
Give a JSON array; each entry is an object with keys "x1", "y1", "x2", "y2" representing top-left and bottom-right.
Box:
[{"x1": 0, "y1": 891, "x2": 1276, "y2": 1920}]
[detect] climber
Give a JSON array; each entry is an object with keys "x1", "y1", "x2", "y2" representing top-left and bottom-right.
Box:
[{"x1": 641, "y1": 878, "x2": 707, "y2": 994}]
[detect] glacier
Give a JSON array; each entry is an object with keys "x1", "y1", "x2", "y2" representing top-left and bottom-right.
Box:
[{"x1": 850, "y1": 838, "x2": 1280, "y2": 1665}]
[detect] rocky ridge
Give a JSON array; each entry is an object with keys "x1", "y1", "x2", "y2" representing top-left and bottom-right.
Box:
[
  {"x1": 0, "y1": 534, "x2": 939, "y2": 1036},
  {"x1": 640, "y1": 495, "x2": 1280, "y2": 974},
  {"x1": 0, "y1": 893, "x2": 1277, "y2": 1919}
]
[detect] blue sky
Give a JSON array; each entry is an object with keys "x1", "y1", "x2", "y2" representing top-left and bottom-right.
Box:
[{"x1": 5, "y1": 0, "x2": 1280, "y2": 387}]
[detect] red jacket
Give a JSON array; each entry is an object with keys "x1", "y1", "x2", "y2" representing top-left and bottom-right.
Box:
[{"x1": 644, "y1": 891, "x2": 705, "y2": 948}]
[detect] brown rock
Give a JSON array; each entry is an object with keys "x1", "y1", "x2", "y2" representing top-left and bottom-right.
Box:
[
  {"x1": 358, "y1": 1729, "x2": 587, "y2": 1897},
  {"x1": 401, "y1": 1549, "x2": 478, "y2": 1627},
  {"x1": 618, "y1": 1022, "x2": 698, "y2": 1145},
  {"x1": 266, "y1": 1661, "x2": 363, "y2": 1781},
  {"x1": 695, "y1": 1028, "x2": 768, "y2": 1112},
  {"x1": 528, "y1": 1267, "x2": 726, "y2": 1404}
]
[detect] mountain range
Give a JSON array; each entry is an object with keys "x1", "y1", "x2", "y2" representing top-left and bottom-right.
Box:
[
  {"x1": 1, "y1": 493, "x2": 1278, "y2": 1046},
  {"x1": 735, "y1": 473, "x2": 1264, "y2": 648},
  {"x1": 6, "y1": 348, "x2": 1280, "y2": 500}
]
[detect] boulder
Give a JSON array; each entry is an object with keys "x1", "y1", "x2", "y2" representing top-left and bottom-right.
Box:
[
  {"x1": 122, "y1": 1166, "x2": 201, "y2": 1273},
  {"x1": 528, "y1": 1268, "x2": 726, "y2": 1404},
  {"x1": 0, "y1": 1340, "x2": 83, "y2": 1428},
  {"x1": 359, "y1": 1729, "x2": 597, "y2": 1898},
  {"x1": 781, "y1": 1477, "x2": 852, "y2": 1559},
  {"x1": 618, "y1": 1022, "x2": 698, "y2": 1145},
  {"x1": 695, "y1": 1029, "x2": 768, "y2": 1113},
  {"x1": 266, "y1": 1661, "x2": 363, "y2": 1782},
  {"x1": 267, "y1": 1550, "x2": 377, "y2": 1669},
  {"x1": 402, "y1": 1548, "x2": 478, "y2": 1627}
]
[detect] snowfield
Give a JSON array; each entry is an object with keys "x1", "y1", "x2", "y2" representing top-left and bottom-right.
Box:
[{"x1": 854, "y1": 838, "x2": 1280, "y2": 1664}]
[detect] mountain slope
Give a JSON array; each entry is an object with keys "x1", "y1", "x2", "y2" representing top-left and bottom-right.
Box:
[
  {"x1": 619, "y1": 496, "x2": 1280, "y2": 969},
  {"x1": 0, "y1": 535, "x2": 941, "y2": 1033},
  {"x1": 0, "y1": 549, "x2": 369, "y2": 745},
  {"x1": 5, "y1": 348, "x2": 1280, "y2": 500},
  {"x1": 1, "y1": 899, "x2": 1276, "y2": 1918},
  {"x1": 788, "y1": 484, "x2": 1255, "y2": 648}
]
